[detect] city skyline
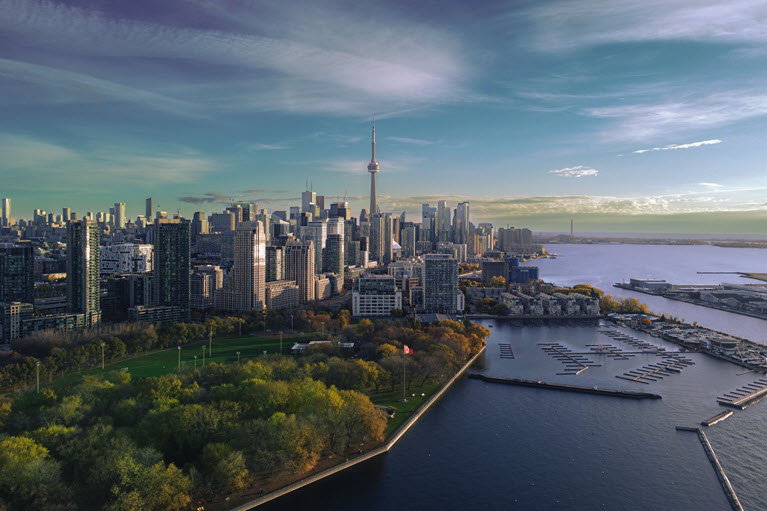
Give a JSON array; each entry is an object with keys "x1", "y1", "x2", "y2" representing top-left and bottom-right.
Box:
[{"x1": 3, "y1": 1, "x2": 767, "y2": 234}]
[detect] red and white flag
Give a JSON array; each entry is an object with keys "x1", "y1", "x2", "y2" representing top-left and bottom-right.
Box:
[{"x1": 404, "y1": 345, "x2": 413, "y2": 355}]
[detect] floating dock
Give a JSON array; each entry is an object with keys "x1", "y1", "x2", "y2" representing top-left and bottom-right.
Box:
[
  {"x1": 539, "y1": 342, "x2": 599, "y2": 375},
  {"x1": 717, "y1": 378, "x2": 767, "y2": 409},
  {"x1": 615, "y1": 356, "x2": 694, "y2": 384},
  {"x1": 498, "y1": 343, "x2": 515, "y2": 359},
  {"x1": 701, "y1": 410, "x2": 734, "y2": 427},
  {"x1": 468, "y1": 374, "x2": 661, "y2": 399}
]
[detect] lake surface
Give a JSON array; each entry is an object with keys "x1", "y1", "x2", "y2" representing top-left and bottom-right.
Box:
[
  {"x1": 260, "y1": 245, "x2": 767, "y2": 510},
  {"x1": 535, "y1": 243, "x2": 767, "y2": 343}
]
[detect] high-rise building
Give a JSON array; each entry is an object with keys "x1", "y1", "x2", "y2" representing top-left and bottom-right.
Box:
[
  {"x1": 145, "y1": 197, "x2": 153, "y2": 223},
  {"x1": 329, "y1": 201, "x2": 351, "y2": 220},
  {"x1": 454, "y1": 201, "x2": 470, "y2": 244},
  {"x1": 1, "y1": 198, "x2": 10, "y2": 227},
  {"x1": 210, "y1": 211, "x2": 236, "y2": 232},
  {"x1": 254, "y1": 209, "x2": 270, "y2": 241},
  {"x1": 421, "y1": 203, "x2": 436, "y2": 243},
  {"x1": 100, "y1": 243, "x2": 153, "y2": 274},
  {"x1": 214, "y1": 221, "x2": 266, "y2": 312},
  {"x1": 266, "y1": 245, "x2": 284, "y2": 282},
  {"x1": 191, "y1": 265, "x2": 223, "y2": 310},
  {"x1": 238, "y1": 203, "x2": 256, "y2": 222},
  {"x1": 114, "y1": 202, "x2": 126, "y2": 230},
  {"x1": 226, "y1": 205, "x2": 244, "y2": 225},
  {"x1": 367, "y1": 121, "x2": 380, "y2": 214},
  {"x1": 153, "y1": 219, "x2": 190, "y2": 319},
  {"x1": 0, "y1": 243, "x2": 34, "y2": 303},
  {"x1": 66, "y1": 220, "x2": 101, "y2": 326},
  {"x1": 284, "y1": 241, "x2": 315, "y2": 302},
  {"x1": 302, "y1": 190, "x2": 317, "y2": 214},
  {"x1": 62, "y1": 207, "x2": 71, "y2": 223},
  {"x1": 424, "y1": 253, "x2": 461, "y2": 314},
  {"x1": 304, "y1": 219, "x2": 327, "y2": 274},
  {"x1": 369, "y1": 213, "x2": 384, "y2": 264},
  {"x1": 325, "y1": 233, "x2": 344, "y2": 286},
  {"x1": 437, "y1": 200, "x2": 451, "y2": 242},
  {"x1": 191, "y1": 212, "x2": 209, "y2": 246}
]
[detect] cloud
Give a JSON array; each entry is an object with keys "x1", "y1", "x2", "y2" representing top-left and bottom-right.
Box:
[
  {"x1": 526, "y1": 0, "x2": 767, "y2": 52},
  {"x1": 633, "y1": 139, "x2": 722, "y2": 154},
  {"x1": 586, "y1": 92, "x2": 767, "y2": 140},
  {"x1": 0, "y1": 134, "x2": 78, "y2": 167},
  {"x1": 386, "y1": 136, "x2": 437, "y2": 146},
  {"x1": 247, "y1": 143, "x2": 287, "y2": 151},
  {"x1": 699, "y1": 182, "x2": 724, "y2": 188},
  {"x1": 548, "y1": 165, "x2": 599, "y2": 178},
  {"x1": 0, "y1": 0, "x2": 472, "y2": 116}
]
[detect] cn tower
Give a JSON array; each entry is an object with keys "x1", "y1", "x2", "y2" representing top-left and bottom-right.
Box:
[{"x1": 367, "y1": 120, "x2": 379, "y2": 215}]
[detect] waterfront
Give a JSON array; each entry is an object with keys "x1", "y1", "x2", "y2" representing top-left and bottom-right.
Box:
[
  {"x1": 537, "y1": 244, "x2": 767, "y2": 343},
  {"x1": 258, "y1": 319, "x2": 767, "y2": 510}
]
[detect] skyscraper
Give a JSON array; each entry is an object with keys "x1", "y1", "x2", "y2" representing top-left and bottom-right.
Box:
[
  {"x1": 114, "y1": 202, "x2": 126, "y2": 229},
  {"x1": 153, "y1": 219, "x2": 190, "y2": 319},
  {"x1": 66, "y1": 220, "x2": 101, "y2": 326},
  {"x1": 145, "y1": 197, "x2": 154, "y2": 224},
  {"x1": 62, "y1": 207, "x2": 71, "y2": 223},
  {"x1": 1, "y1": 198, "x2": 10, "y2": 227},
  {"x1": 0, "y1": 242, "x2": 34, "y2": 303},
  {"x1": 302, "y1": 190, "x2": 317, "y2": 214},
  {"x1": 304, "y1": 219, "x2": 327, "y2": 274},
  {"x1": 325, "y1": 233, "x2": 344, "y2": 286},
  {"x1": 284, "y1": 241, "x2": 315, "y2": 302},
  {"x1": 214, "y1": 221, "x2": 266, "y2": 312},
  {"x1": 367, "y1": 120, "x2": 379, "y2": 214},
  {"x1": 424, "y1": 253, "x2": 460, "y2": 314},
  {"x1": 454, "y1": 201, "x2": 470, "y2": 244},
  {"x1": 369, "y1": 213, "x2": 384, "y2": 263},
  {"x1": 437, "y1": 200, "x2": 451, "y2": 242}
]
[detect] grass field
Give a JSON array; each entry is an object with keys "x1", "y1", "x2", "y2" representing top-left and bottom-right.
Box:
[
  {"x1": 369, "y1": 381, "x2": 442, "y2": 436},
  {"x1": 59, "y1": 332, "x2": 304, "y2": 384}
]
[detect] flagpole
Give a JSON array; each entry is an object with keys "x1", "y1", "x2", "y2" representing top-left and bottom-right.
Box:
[{"x1": 402, "y1": 346, "x2": 406, "y2": 402}]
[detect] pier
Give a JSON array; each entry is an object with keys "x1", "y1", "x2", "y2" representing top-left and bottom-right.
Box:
[
  {"x1": 468, "y1": 374, "x2": 661, "y2": 399},
  {"x1": 538, "y1": 342, "x2": 598, "y2": 375},
  {"x1": 615, "y1": 356, "x2": 694, "y2": 384},
  {"x1": 676, "y1": 427, "x2": 744, "y2": 511},
  {"x1": 717, "y1": 378, "x2": 767, "y2": 409},
  {"x1": 498, "y1": 343, "x2": 515, "y2": 359},
  {"x1": 701, "y1": 410, "x2": 734, "y2": 427}
]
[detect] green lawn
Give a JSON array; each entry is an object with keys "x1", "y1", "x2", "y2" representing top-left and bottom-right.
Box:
[
  {"x1": 58, "y1": 332, "x2": 304, "y2": 384},
  {"x1": 369, "y1": 381, "x2": 442, "y2": 436}
]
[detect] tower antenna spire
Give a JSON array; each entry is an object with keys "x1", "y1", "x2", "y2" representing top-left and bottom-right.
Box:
[{"x1": 367, "y1": 117, "x2": 380, "y2": 214}]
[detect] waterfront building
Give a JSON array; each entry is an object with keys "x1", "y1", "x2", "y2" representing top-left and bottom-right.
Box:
[
  {"x1": 214, "y1": 221, "x2": 266, "y2": 312},
  {"x1": 153, "y1": 219, "x2": 190, "y2": 320},
  {"x1": 66, "y1": 220, "x2": 101, "y2": 327},
  {"x1": 352, "y1": 274, "x2": 402, "y2": 317},
  {"x1": 0, "y1": 242, "x2": 34, "y2": 304},
  {"x1": 424, "y1": 253, "x2": 463, "y2": 314},
  {"x1": 284, "y1": 241, "x2": 315, "y2": 302}
]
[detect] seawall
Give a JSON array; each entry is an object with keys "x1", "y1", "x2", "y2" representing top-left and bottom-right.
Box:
[{"x1": 228, "y1": 345, "x2": 486, "y2": 511}]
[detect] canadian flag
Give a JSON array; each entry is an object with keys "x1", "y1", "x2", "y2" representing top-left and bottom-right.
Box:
[{"x1": 404, "y1": 345, "x2": 413, "y2": 355}]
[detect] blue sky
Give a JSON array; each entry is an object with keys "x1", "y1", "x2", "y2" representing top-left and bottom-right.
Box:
[{"x1": 2, "y1": 0, "x2": 767, "y2": 233}]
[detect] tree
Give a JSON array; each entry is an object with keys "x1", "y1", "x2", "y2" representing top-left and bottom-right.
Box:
[
  {"x1": 201, "y1": 443, "x2": 249, "y2": 494},
  {"x1": 0, "y1": 436, "x2": 72, "y2": 510},
  {"x1": 107, "y1": 451, "x2": 191, "y2": 511},
  {"x1": 490, "y1": 276, "x2": 506, "y2": 288}
]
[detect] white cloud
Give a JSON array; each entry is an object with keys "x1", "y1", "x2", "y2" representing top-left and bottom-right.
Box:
[
  {"x1": 548, "y1": 165, "x2": 599, "y2": 178},
  {"x1": 699, "y1": 182, "x2": 724, "y2": 188},
  {"x1": 633, "y1": 139, "x2": 721, "y2": 154},
  {"x1": 0, "y1": 0, "x2": 471, "y2": 116},
  {"x1": 386, "y1": 136, "x2": 437, "y2": 146},
  {"x1": 526, "y1": 0, "x2": 767, "y2": 52},
  {"x1": 248, "y1": 143, "x2": 287, "y2": 151}
]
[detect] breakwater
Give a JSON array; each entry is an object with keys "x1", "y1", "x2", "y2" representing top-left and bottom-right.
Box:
[
  {"x1": 228, "y1": 346, "x2": 486, "y2": 511},
  {"x1": 676, "y1": 427, "x2": 744, "y2": 511},
  {"x1": 467, "y1": 374, "x2": 661, "y2": 399}
]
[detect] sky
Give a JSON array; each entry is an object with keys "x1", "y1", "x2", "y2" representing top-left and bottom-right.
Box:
[{"x1": 2, "y1": 0, "x2": 767, "y2": 234}]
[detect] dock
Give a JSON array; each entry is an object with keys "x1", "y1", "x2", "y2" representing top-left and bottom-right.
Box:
[
  {"x1": 676, "y1": 427, "x2": 744, "y2": 511},
  {"x1": 701, "y1": 410, "x2": 734, "y2": 427},
  {"x1": 468, "y1": 374, "x2": 661, "y2": 399},
  {"x1": 538, "y1": 342, "x2": 598, "y2": 375},
  {"x1": 615, "y1": 356, "x2": 694, "y2": 384},
  {"x1": 717, "y1": 378, "x2": 767, "y2": 409},
  {"x1": 498, "y1": 343, "x2": 515, "y2": 359}
]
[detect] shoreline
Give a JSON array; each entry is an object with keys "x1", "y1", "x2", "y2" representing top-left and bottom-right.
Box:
[{"x1": 227, "y1": 345, "x2": 487, "y2": 511}]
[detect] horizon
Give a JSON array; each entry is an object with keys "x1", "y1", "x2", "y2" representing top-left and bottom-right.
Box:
[{"x1": 3, "y1": 0, "x2": 767, "y2": 234}]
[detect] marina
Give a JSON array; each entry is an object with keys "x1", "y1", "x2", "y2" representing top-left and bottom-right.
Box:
[
  {"x1": 615, "y1": 357, "x2": 695, "y2": 384},
  {"x1": 498, "y1": 343, "x2": 514, "y2": 359},
  {"x1": 717, "y1": 379, "x2": 767, "y2": 409},
  {"x1": 538, "y1": 342, "x2": 598, "y2": 375}
]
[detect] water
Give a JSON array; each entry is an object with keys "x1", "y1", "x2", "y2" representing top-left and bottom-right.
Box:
[
  {"x1": 536, "y1": 244, "x2": 767, "y2": 343},
  {"x1": 259, "y1": 245, "x2": 767, "y2": 510}
]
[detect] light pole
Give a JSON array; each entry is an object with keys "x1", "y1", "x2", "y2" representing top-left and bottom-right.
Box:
[
  {"x1": 280, "y1": 331, "x2": 283, "y2": 355},
  {"x1": 208, "y1": 332, "x2": 212, "y2": 360},
  {"x1": 290, "y1": 314, "x2": 294, "y2": 332},
  {"x1": 202, "y1": 346, "x2": 206, "y2": 366},
  {"x1": 194, "y1": 355, "x2": 197, "y2": 369},
  {"x1": 36, "y1": 361, "x2": 40, "y2": 393},
  {"x1": 236, "y1": 351, "x2": 241, "y2": 366},
  {"x1": 101, "y1": 341, "x2": 106, "y2": 370},
  {"x1": 177, "y1": 346, "x2": 181, "y2": 369}
]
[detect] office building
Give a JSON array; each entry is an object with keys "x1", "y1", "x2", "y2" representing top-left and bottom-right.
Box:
[
  {"x1": 266, "y1": 245, "x2": 284, "y2": 282},
  {"x1": 191, "y1": 265, "x2": 223, "y2": 310},
  {"x1": 191, "y1": 212, "x2": 209, "y2": 245},
  {"x1": 66, "y1": 220, "x2": 101, "y2": 327},
  {"x1": 214, "y1": 221, "x2": 266, "y2": 312},
  {"x1": 0, "y1": 243, "x2": 34, "y2": 304},
  {"x1": 304, "y1": 219, "x2": 327, "y2": 274},
  {"x1": 62, "y1": 207, "x2": 71, "y2": 223},
  {"x1": 0, "y1": 302, "x2": 34, "y2": 341},
  {"x1": 325, "y1": 233, "x2": 344, "y2": 286},
  {"x1": 145, "y1": 197, "x2": 153, "y2": 223},
  {"x1": 453, "y1": 201, "x2": 470, "y2": 244},
  {"x1": 113, "y1": 202, "x2": 126, "y2": 230},
  {"x1": 210, "y1": 211, "x2": 236, "y2": 232},
  {"x1": 302, "y1": 190, "x2": 317, "y2": 214},
  {"x1": 153, "y1": 219, "x2": 190, "y2": 320},
  {"x1": 1, "y1": 198, "x2": 10, "y2": 227}
]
